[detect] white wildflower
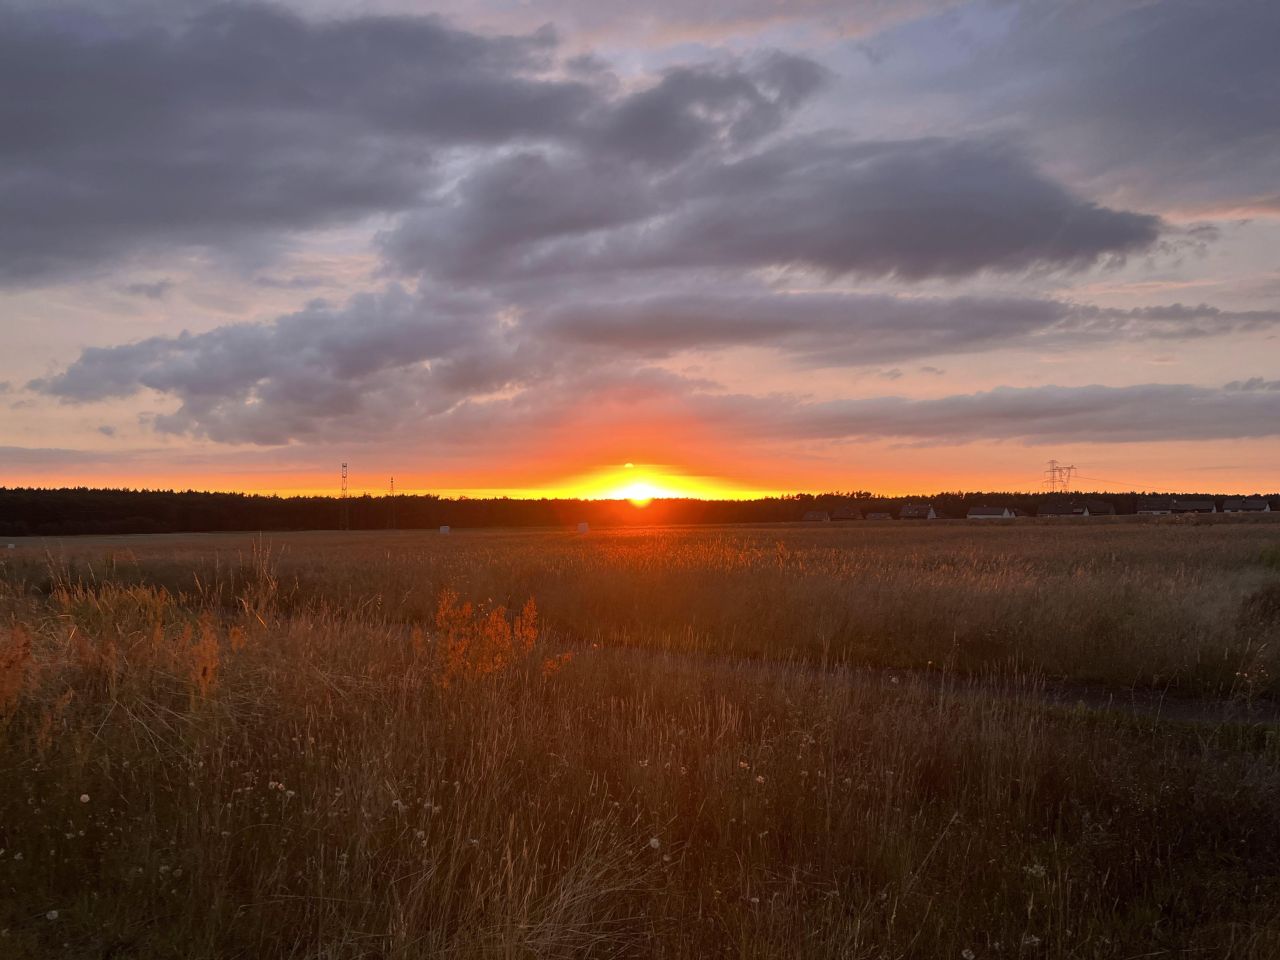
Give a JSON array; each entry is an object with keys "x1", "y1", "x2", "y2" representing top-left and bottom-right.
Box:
[{"x1": 649, "y1": 837, "x2": 660, "y2": 850}]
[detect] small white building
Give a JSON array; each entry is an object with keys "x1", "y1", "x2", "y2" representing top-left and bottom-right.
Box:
[
  {"x1": 967, "y1": 506, "x2": 1014, "y2": 519},
  {"x1": 577, "y1": 522, "x2": 590, "y2": 533},
  {"x1": 439, "y1": 525, "x2": 451, "y2": 534}
]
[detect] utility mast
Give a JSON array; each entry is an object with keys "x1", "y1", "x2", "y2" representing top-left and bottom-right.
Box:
[
  {"x1": 1043, "y1": 459, "x2": 1078, "y2": 494},
  {"x1": 340, "y1": 462, "x2": 350, "y2": 530}
]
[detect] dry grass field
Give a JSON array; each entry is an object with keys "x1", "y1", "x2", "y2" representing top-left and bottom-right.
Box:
[{"x1": 3, "y1": 519, "x2": 1280, "y2": 958}]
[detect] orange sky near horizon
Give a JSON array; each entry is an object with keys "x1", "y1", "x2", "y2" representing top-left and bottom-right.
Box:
[{"x1": 8, "y1": 435, "x2": 1278, "y2": 500}]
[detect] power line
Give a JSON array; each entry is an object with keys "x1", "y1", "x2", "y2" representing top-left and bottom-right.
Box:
[{"x1": 1072, "y1": 473, "x2": 1150, "y2": 490}]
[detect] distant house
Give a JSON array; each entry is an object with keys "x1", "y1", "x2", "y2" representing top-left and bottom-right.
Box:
[
  {"x1": 1223, "y1": 497, "x2": 1272, "y2": 513},
  {"x1": 1037, "y1": 501, "x2": 1086, "y2": 518},
  {"x1": 831, "y1": 506, "x2": 862, "y2": 521},
  {"x1": 1137, "y1": 499, "x2": 1173, "y2": 516},
  {"x1": 899, "y1": 503, "x2": 938, "y2": 520},
  {"x1": 1037, "y1": 499, "x2": 1116, "y2": 518},
  {"x1": 865, "y1": 511, "x2": 893, "y2": 521},
  {"x1": 802, "y1": 510, "x2": 831, "y2": 522},
  {"x1": 1171, "y1": 499, "x2": 1216, "y2": 514},
  {"x1": 967, "y1": 506, "x2": 1014, "y2": 519}
]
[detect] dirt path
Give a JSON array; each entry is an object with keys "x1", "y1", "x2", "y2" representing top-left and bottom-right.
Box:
[{"x1": 606, "y1": 645, "x2": 1280, "y2": 727}]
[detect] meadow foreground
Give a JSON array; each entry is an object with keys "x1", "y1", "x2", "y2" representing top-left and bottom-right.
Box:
[{"x1": 2, "y1": 521, "x2": 1280, "y2": 958}]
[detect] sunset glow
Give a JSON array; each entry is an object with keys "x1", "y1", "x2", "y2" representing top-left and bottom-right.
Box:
[{"x1": 0, "y1": 1, "x2": 1276, "y2": 499}]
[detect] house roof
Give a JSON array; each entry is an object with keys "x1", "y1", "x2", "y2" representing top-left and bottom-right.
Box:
[
  {"x1": 1036, "y1": 501, "x2": 1081, "y2": 517},
  {"x1": 967, "y1": 506, "x2": 1011, "y2": 517},
  {"x1": 1226, "y1": 497, "x2": 1272, "y2": 511},
  {"x1": 899, "y1": 503, "x2": 935, "y2": 518}
]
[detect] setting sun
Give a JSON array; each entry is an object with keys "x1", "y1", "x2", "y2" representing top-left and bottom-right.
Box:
[
  {"x1": 558, "y1": 463, "x2": 766, "y2": 503},
  {"x1": 618, "y1": 481, "x2": 658, "y2": 506}
]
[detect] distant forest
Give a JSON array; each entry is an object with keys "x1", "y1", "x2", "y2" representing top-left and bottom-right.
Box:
[{"x1": 1, "y1": 487, "x2": 1276, "y2": 537}]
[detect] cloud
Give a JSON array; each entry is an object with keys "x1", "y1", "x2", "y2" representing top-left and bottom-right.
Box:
[
  {"x1": 535, "y1": 291, "x2": 1060, "y2": 363},
  {"x1": 920, "y1": 0, "x2": 1280, "y2": 212},
  {"x1": 1226, "y1": 378, "x2": 1280, "y2": 393},
  {"x1": 120, "y1": 279, "x2": 173, "y2": 300},
  {"x1": 0, "y1": 2, "x2": 593, "y2": 283},
  {"x1": 581, "y1": 52, "x2": 829, "y2": 166},
  {"x1": 32, "y1": 275, "x2": 1280, "y2": 449},
  {"x1": 30, "y1": 286, "x2": 519, "y2": 444},
  {"x1": 533, "y1": 292, "x2": 1280, "y2": 365},
  {"x1": 1055, "y1": 302, "x2": 1280, "y2": 340},
  {"x1": 386, "y1": 136, "x2": 1161, "y2": 283},
  {"x1": 1, "y1": 0, "x2": 1171, "y2": 297},
  {"x1": 699, "y1": 382, "x2": 1280, "y2": 446}
]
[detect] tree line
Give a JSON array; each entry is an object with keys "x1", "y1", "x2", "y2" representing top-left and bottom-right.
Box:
[{"x1": 1, "y1": 486, "x2": 1272, "y2": 537}]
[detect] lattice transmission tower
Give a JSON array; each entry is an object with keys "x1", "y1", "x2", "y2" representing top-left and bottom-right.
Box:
[
  {"x1": 1043, "y1": 459, "x2": 1078, "y2": 493},
  {"x1": 339, "y1": 462, "x2": 350, "y2": 530}
]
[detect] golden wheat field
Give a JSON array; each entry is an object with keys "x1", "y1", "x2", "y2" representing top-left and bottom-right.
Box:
[{"x1": 3, "y1": 520, "x2": 1280, "y2": 958}]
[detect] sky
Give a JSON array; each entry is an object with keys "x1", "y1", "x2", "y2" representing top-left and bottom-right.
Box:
[{"x1": 2, "y1": 0, "x2": 1279, "y2": 499}]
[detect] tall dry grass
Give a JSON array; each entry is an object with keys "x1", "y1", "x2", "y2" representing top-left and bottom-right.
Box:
[{"x1": 0, "y1": 525, "x2": 1279, "y2": 957}]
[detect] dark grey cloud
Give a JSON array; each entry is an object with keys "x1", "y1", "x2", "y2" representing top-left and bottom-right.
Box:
[
  {"x1": 120, "y1": 279, "x2": 174, "y2": 300},
  {"x1": 2, "y1": 0, "x2": 1177, "y2": 297},
  {"x1": 30, "y1": 286, "x2": 519, "y2": 444},
  {"x1": 0, "y1": 2, "x2": 840, "y2": 285},
  {"x1": 383, "y1": 152, "x2": 657, "y2": 284},
  {"x1": 534, "y1": 292, "x2": 1280, "y2": 365},
  {"x1": 386, "y1": 136, "x2": 1161, "y2": 283},
  {"x1": 0, "y1": 2, "x2": 591, "y2": 283},
  {"x1": 583, "y1": 53, "x2": 828, "y2": 166},
  {"x1": 710, "y1": 381, "x2": 1280, "y2": 445},
  {"x1": 1226, "y1": 378, "x2": 1280, "y2": 393},
  {"x1": 0, "y1": 445, "x2": 119, "y2": 466},
  {"x1": 922, "y1": 0, "x2": 1280, "y2": 210},
  {"x1": 32, "y1": 275, "x2": 1280, "y2": 447},
  {"x1": 536, "y1": 291, "x2": 1061, "y2": 364},
  {"x1": 1061, "y1": 303, "x2": 1280, "y2": 340}
]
